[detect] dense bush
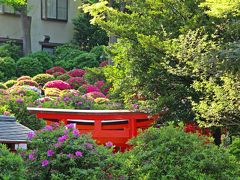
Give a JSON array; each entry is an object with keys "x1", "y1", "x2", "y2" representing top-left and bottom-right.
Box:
[
  {"x1": 46, "y1": 66, "x2": 66, "y2": 75},
  {"x1": 68, "y1": 69, "x2": 86, "y2": 77},
  {"x1": 17, "y1": 76, "x2": 32, "y2": 81},
  {"x1": 32, "y1": 73, "x2": 55, "y2": 85},
  {"x1": 4, "y1": 79, "x2": 17, "y2": 88},
  {"x1": 120, "y1": 126, "x2": 240, "y2": 179},
  {"x1": 0, "y1": 42, "x2": 22, "y2": 60},
  {"x1": 84, "y1": 67, "x2": 106, "y2": 84},
  {"x1": 0, "y1": 57, "x2": 16, "y2": 81},
  {"x1": 228, "y1": 137, "x2": 240, "y2": 162},
  {"x1": 56, "y1": 73, "x2": 71, "y2": 81},
  {"x1": 90, "y1": 45, "x2": 107, "y2": 62},
  {"x1": 28, "y1": 51, "x2": 53, "y2": 71},
  {"x1": 24, "y1": 124, "x2": 115, "y2": 179},
  {"x1": 72, "y1": 52, "x2": 99, "y2": 69},
  {"x1": 16, "y1": 57, "x2": 43, "y2": 76},
  {"x1": 44, "y1": 88, "x2": 61, "y2": 97},
  {"x1": 67, "y1": 77, "x2": 86, "y2": 89},
  {"x1": 54, "y1": 45, "x2": 84, "y2": 69},
  {"x1": 0, "y1": 144, "x2": 25, "y2": 179}
]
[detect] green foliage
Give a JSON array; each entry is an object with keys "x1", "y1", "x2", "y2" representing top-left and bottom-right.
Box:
[
  {"x1": 90, "y1": 45, "x2": 107, "y2": 62},
  {"x1": 0, "y1": 144, "x2": 25, "y2": 180},
  {"x1": 56, "y1": 73, "x2": 71, "y2": 81},
  {"x1": 16, "y1": 56, "x2": 43, "y2": 76},
  {"x1": 0, "y1": 56, "x2": 16, "y2": 81},
  {"x1": 121, "y1": 126, "x2": 240, "y2": 179},
  {"x1": 4, "y1": 79, "x2": 17, "y2": 88},
  {"x1": 32, "y1": 73, "x2": 55, "y2": 85},
  {"x1": 54, "y1": 44, "x2": 85, "y2": 69},
  {"x1": 24, "y1": 124, "x2": 116, "y2": 179},
  {"x1": 84, "y1": 67, "x2": 106, "y2": 84},
  {"x1": 28, "y1": 51, "x2": 53, "y2": 71},
  {"x1": 228, "y1": 137, "x2": 240, "y2": 162},
  {"x1": 72, "y1": 13, "x2": 108, "y2": 51},
  {"x1": 73, "y1": 52, "x2": 99, "y2": 69},
  {"x1": 0, "y1": 42, "x2": 22, "y2": 60}
]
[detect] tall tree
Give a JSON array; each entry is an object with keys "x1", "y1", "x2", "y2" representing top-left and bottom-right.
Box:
[{"x1": 0, "y1": 0, "x2": 31, "y2": 55}]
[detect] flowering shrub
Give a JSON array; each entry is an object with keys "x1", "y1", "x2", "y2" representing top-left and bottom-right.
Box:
[
  {"x1": 0, "y1": 82, "x2": 7, "y2": 89},
  {"x1": 17, "y1": 76, "x2": 32, "y2": 81},
  {"x1": 44, "y1": 80, "x2": 71, "y2": 90},
  {"x1": 56, "y1": 73, "x2": 71, "y2": 81},
  {"x1": 121, "y1": 125, "x2": 240, "y2": 179},
  {"x1": 4, "y1": 79, "x2": 17, "y2": 88},
  {"x1": 59, "y1": 89, "x2": 80, "y2": 98},
  {"x1": 83, "y1": 92, "x2": 106, "y2": 100},
  {"x1": 68, "y1": 69, "x2": 86, "y2": 77},
  {"x1": 46, "y1": 66, "x2": 66, "y2": 75},
  {"x1": 0, "y1": 144, "x2": 25, "y2": 179},
  {"x1": 86, "y1": 84, "x2": 101, "y2": 93},
  {"x1": 16, "y1": 80, "x2": 39, "y2": 87},
  {"x1": 23, "y1": 124, "x2": 116, "y2": 179},
  {"x1": 44, "y1": 88, "x2": 61, "y2": 97},
  {"x1": 32, "y1": 74, "x2": 55, "y2": 85},
  {"x1": 67, "y1": 77, "x2": 86, "y2": 89}
]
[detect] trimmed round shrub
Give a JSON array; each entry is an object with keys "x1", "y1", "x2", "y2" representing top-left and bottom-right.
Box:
[
  {"x1": 56, "y1": 73, "x2": 71, "y2": 81},
  {"x1": 0, "y1": 144, "x2": 25, "y2": 179},
  {"x1": 4, "y1": 79, "x2": 17, "y2": 88},
  {"x1": 17, "y1": 57, "x2": 43, "y2": 76},
  {"x1": 67, "y1": 77, "x2": 86, "y2": 89},
  {"x1": 32, "y1": 74, "x2": 55, "y2": 85},
  {"x1": 44, "y1": 80, "x2": 71, "y2": 90},
  {"x1": 0, "y1": 42, "x2": 21, "y2": 60},
  {"x1": 44, "y1": 88, "x2": 61, "y2": 97},
  {"x1": 23, "y1": 124, "x2": 115, "y2": 179},
  {"x1": 29, "y1": 51, "x2": 53, "y2": 71},
  {"x1": 16, "y1": 80, "x2": 38, "y2": 87},
  {"x1": 121, "y1": 126, "x2": 240, "y2": 179},
  {"x1": 0, "y1": 83, "x2": 7, "y2": 89},
  {"x1": 83, "y1": 92, "x2": 106, "y2": 100},
  {"x1": 46, "y1": 66, "x2": 66, "y2": 75},
  {"x1": 17, "y1": 76, "x2": 32, "y2": 81},
  {"x1": 68, "y1": 69, "x2": 86, "y2": 77},
  {"x1": 0, "y1": 57, "x2": 16, "y2": 80}
]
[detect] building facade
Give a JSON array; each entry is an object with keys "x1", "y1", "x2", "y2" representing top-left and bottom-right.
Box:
[{"x1": 0, "y1": 0, "x2": 81, "y2": 53}]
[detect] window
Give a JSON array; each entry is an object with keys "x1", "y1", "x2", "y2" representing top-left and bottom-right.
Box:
[{"x1": 41, "y1": 0, "x2": 68, "y2": 21}]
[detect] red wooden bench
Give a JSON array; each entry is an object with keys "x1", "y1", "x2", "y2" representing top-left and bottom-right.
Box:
[{"x1": 27, "y1": 107, "x2": 158, "y2": 151}]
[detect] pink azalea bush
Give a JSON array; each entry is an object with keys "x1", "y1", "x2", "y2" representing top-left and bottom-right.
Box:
[
  {"x1": 44, "y1": 80, "x2": 71, "y2": 90},
  {"x1": 83, "y1": 92, "x2": 106, "y2": 100},
  {"x1": 86, "y1": 84, "x2": 101, "y2": 93},
  {"x1": 68, "y1": 69, "x2": 86, "y2": 77},
  {"x1": 67, "y1": 77, "x2": 86, "y2": 89},
  {"x1": 23, "y1": 124, "x2": 117, "y2": 179},
  {"x1": 16, "y1": 80, "x2": 39, "y2": 87}
]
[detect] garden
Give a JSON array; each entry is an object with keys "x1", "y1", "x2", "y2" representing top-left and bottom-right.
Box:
[{"x1": 0, "y1": 0, "x2": 240, "y2": 179}]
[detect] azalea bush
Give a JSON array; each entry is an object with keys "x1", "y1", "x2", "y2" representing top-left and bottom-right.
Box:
[
  {"x1": 56, "y1": 73, "x2": 71, "y2": 81},
  {"x1": 44, "y1": 80, "x2": 71, "y2": 90},
  {"x1": 24, "y1": 124, "x2": 117, "y2": 179},
  {"x1": 4, "y1": 79, "x2": 17, "y2": 88},
  {"x1": 67, "y1": 77, "x2": 86, "y2": 89},
  {"x1": 121, "y1": 125, "x2": 240, "y2": 179},
  {"x1": 32, "y1": 74, "x2": 55, "y2": 85},
  {"x1": 16, "y1": 80, "x2": 39, "y2": 87},
  {"x1": 68, "y1": 69, "x2": 86, "y2": 77},
  {"x1": 46, "y1": 66, "x2": 66, "y2": 75}
]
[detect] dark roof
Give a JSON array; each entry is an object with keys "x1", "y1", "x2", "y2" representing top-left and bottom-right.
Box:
[{"x1": 0, "y1": 116, "x2": 33, "y2": 143}]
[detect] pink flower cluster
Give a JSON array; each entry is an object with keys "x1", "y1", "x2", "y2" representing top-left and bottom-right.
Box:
[
  {"x1": 68, "y1": 69, "x2": 86, "y2": 77},
  {"x1": 46, "y1": 66, "x2": 66, "y2": 75},
  {"x1": 84, "y1": 92, "x2": 106, "y2": 99},
  {"x1": 86, "y1": 85, "x2": 101, "y2": 93},
  {"x1": 67, "y1": 77, "x2": 86, "y2": 89},
  {"x1": 44, "y1": 80, "x2": 71, "y2": 90}
]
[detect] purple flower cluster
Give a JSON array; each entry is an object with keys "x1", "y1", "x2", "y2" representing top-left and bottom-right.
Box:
[
  {"x1": 72, "y1": 129, "x2": 80, "y2": 137},
  {"x1": 27, "y1": 132, "x2": 35, "y2": 140},
  {"x1": 58, "y1": 135, "x2": 68, "y2": 142}
]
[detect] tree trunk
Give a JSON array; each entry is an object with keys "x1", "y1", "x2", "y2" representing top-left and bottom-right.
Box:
[{"x1": 20, "y1": 12, "x2": 31, "y2": 55}]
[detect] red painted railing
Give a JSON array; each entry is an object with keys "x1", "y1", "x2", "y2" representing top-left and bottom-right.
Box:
[{"x1": 27, "y1": 107, "x2": 158, "y2": 151}]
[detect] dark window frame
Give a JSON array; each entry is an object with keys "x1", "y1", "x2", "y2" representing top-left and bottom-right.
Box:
[{"x1": 41, "y1": 0, "x2": 68, "y2": 22}]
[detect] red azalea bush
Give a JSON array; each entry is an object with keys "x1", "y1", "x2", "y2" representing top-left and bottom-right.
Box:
[
  {"x1": 46, "y1": 66, "x2": 66, "y2": 75},
  {"x1": 52, "y1": 71, "x2": 65, "y2": 78},
  {"x1": 23, "y1": 124, "x2": 117, "y2": 179},
  {"x1": 68, "y1": 69, "x2": 86, "y2": 77},
  {"x1": 44, "y1": 80, "x2": 71, "y2": 90},
  {"x1": 86, "y1": 84, "x2": 101, "y2": 93},
  {"x1": 67, "y1": 77, "x2": 86, "y2": 89}
]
